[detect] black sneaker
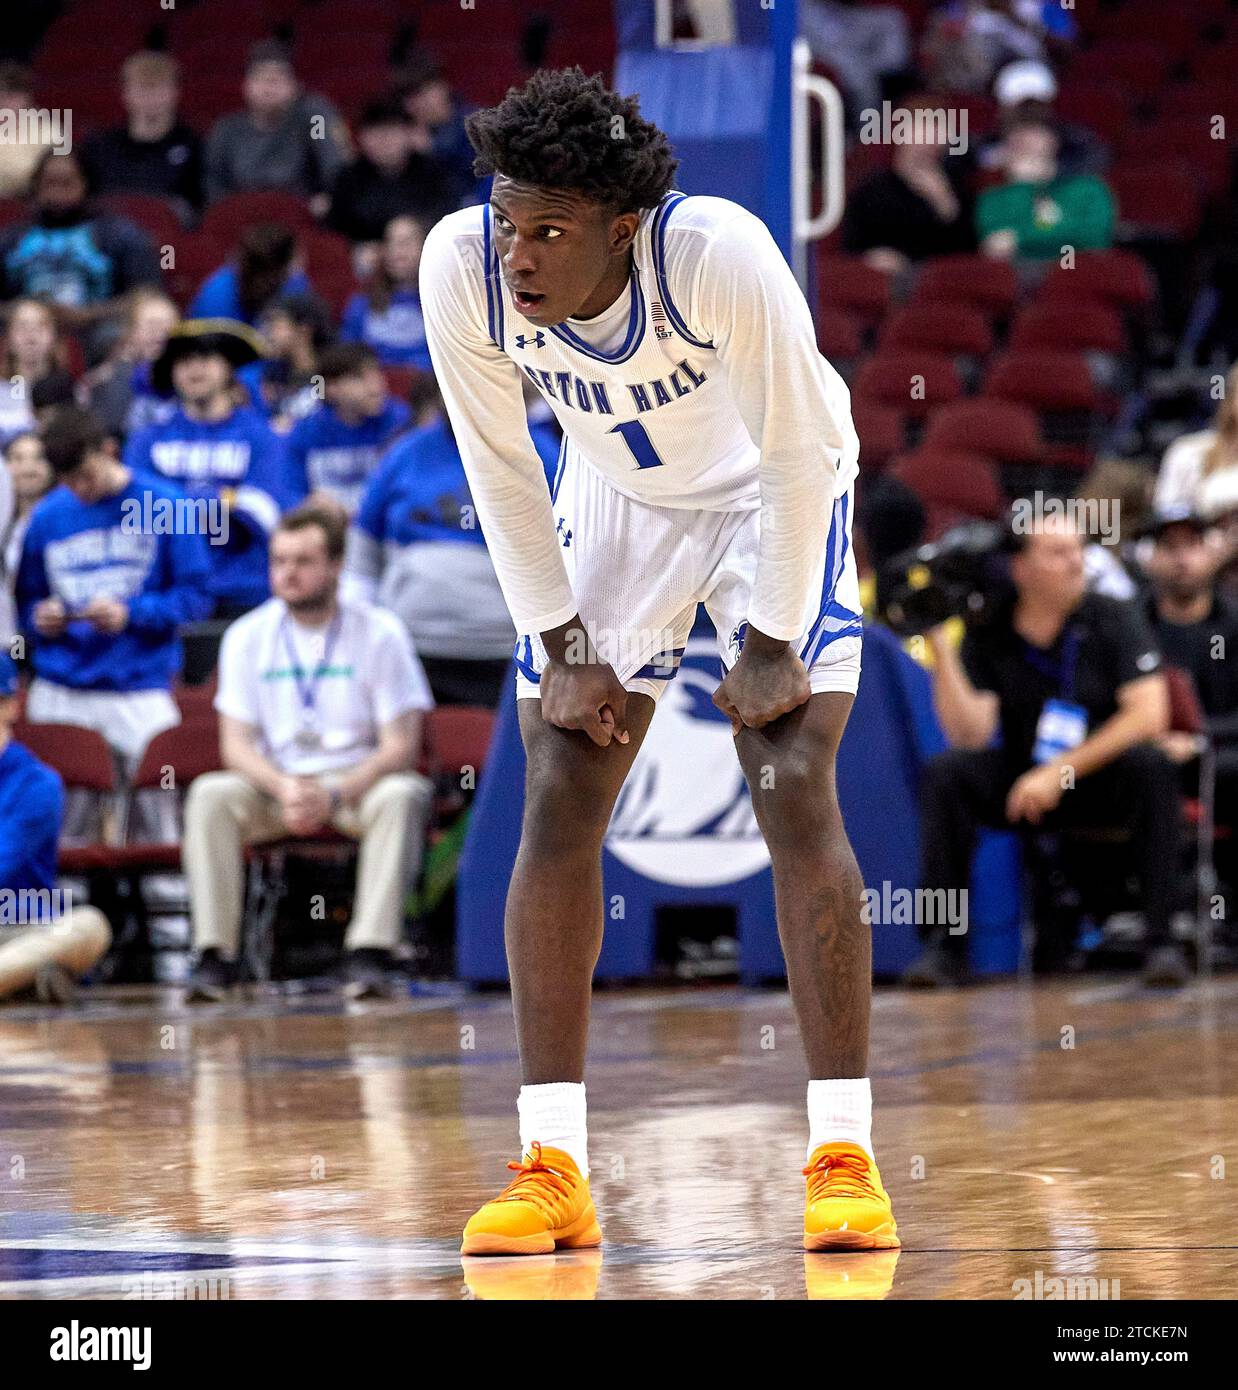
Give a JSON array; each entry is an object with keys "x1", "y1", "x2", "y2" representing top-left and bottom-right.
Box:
[
  {"x1": 901, "y1": 941, "x2": 971, "y2": 989},
  {"x1": 185, "y1": 949, "x2": 234, "y2": 1003},
  {"x1": 1142, "y1": 943, "x2": 1190, "y2": 989},
  {"x1": 344, "y1": 948, "x2": 395, "y2": 1000}
]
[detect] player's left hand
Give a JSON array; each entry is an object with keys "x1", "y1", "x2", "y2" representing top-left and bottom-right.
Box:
[
  {"x1": 713, "y1": 646, "x2": 811, "y2": 734},
  {"x1": 1005, "y1": 764, "x2": 1065, "y2": 825},
  {"x1": 81, "y1": 597, "x2": 129, "y2": 634}
]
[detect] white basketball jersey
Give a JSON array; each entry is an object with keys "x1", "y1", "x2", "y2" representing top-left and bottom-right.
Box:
[{"x1": 422, "y1": 191, "x2": 859, "y2": 639}]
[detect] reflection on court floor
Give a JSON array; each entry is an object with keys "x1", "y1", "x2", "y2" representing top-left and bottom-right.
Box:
[{"x1": 1, "y1": 981, "x2": 1236, "y2": 1300}]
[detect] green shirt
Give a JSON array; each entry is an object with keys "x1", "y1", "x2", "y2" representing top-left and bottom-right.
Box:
[{"x1": 976, "y1": 175, "x2": 1115, "y2": 259}]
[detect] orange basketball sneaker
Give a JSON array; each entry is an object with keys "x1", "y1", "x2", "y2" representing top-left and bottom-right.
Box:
[
  {"x1": 461, "y1": 1142, "x2": 603, "y2": 1255},
  {"x1": 803, "y1": 1141, "x2": 900, "y2": 1251}
]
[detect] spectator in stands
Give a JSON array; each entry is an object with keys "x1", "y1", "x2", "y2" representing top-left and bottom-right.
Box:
[
  {"x1": 982, "y1": 59, "x2": 1107, "y2": 178},
  {"x1": 286, "y1": 345, "x2": 410, "y2": 516},
  {"x1": 15, "y1": 406, "x2": 212, "y2": 774},
  {"x1": 0, "y1": 298, "x2": 73, "y2": 442},
  {"x1": 976, "y1": 112, "x2": 1115, "y2": 260},
  {"x1": 904, "y1": 513, "x2": 1186, "y2": 989},
  {"x1": 0, "y1": 65, "x2": 55, "y2": 201},
  {"x1": 0, "y1": 447, "x2": 10, "y2": 646},
  {"x1": 188, "y1": 222, "x2": 310, "y2": 328},
  {"x1": 327, "y1": 98, "x2": 456, "y2": 249},
  {"x1": 842, "y1": 96, "x2": 974, "y2": 272},
  {"x1": 0, "y1": 651, "x2": 112, "y2": 1004},
  {"x1": 204, "y1": 41, "x2": 351, "y2": 213},
  {"x1": 183, "y1": 503, "x2": 434, "y2": 1002},
  {"x1": 341, "y1": 215, "x2": 432, "y2": 370},
  {"x1": 397, "y1": 57, "x2": 477, "y2": 207},
  {"x1": 1143, "y1": 506, "x2": 1238, "y2": 893},
  {"x1": 256, "y1": 291, "x2": 335, "y2": 427},
  {"x1": 0, "y1": 150, "x2": 161, "y2": 358},
  {"x1": 1155, "y1": 363, "x2": 1238, "y2": 514},
  {"x1": 82, "y1": 52, "x2": 203, "y2": 222},
  {"x1": 125, "y1": 321, "x2": 296, "y2": 619},
  {"x1": 345, "y1": 383, "x2": 559, "y2": 706},
  {"x1": 1073, "y1": 457, "x2": 1154, "y2": 601},
  {"x1": 922, "y1": 0, "x2": 1068, "y2": 95},
  {"x1": 800, "y1": 0, "x2": 912, "y2": 120},
  {"x1": 3, "y1": 431, "x2": 52, "y2": 597},
  {"x1": 83, "y1": 287, "x2": 180, "y2": 438}
]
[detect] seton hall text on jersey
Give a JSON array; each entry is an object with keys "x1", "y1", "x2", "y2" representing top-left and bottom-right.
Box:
[{"x1": 521, "y1": 358, "x2": 708, "y2": 417}]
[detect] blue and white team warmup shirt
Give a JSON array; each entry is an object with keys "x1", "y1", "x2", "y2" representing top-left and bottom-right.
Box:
[{"x1": 421, "y1": 191, "x2": 862, "y2": 699}]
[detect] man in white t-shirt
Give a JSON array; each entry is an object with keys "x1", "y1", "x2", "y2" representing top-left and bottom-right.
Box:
[{"x1": 183, "y1": 502, "x2": 435, "y2": 1001}]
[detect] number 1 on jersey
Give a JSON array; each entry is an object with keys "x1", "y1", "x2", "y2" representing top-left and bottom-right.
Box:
[{"x1": 609, "y1": 418, "x2": 666, "y2": 470}]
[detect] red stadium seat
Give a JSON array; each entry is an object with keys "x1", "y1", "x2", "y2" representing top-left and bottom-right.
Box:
[
  {"x1": 923, "y1": 399, "x2": 1046, "y2": 464},
  {"x1": 425, "y1": 706, "x2": 497, "y2": 781},
  {"x1": 0, "y1": 199, "x2": 27, "y2": 229},
  {"x1": 1036, "y1": 250, "x2": 1156, "y2": 309},
  {"x1": 1157, "y1": 78, "x2": 1238, "y2": 124},
  {"x1": 98, "y1": 193, "x2": 186, "y2": 246},
  {"x1": 1009, "y1": 302, "x2": 1127, "y2": 356},
  {"x1": 816, "y1": 255, "x2": 892, "y2": 326},
  {"x1": 852, "y1": 399, "x2": 906, "y2": 473},
  {"x1": 983, "y1": 350, "x2": 1102, "y2": 413},
  {"x1": 878, "y1": 303, "x2": 994, "y2": 359},
  {"x1": 1055, "y1": 83, "x2": 1134, "y2": 145},
  {"x1": 1111, "y1": 164, "x2": 1202, "y2": 240},
  {"x1": 1187, "y1": 39, "x2": 1238, "y2": 81},
  {"x1": 301, "y1": 228, "x2": 358, "y2": 317},
  {"x1": 890, "y1": 449, "x2": 1005, "y2": 539},
  {"x1": 853, "y1": 352, "x2": 964, "y2": 418},
  {"x1": 13, "y1": 722, "x2": 118, "y2": 873},
  {"x1": 1069, "y1": 41, "x2": 1171, "y2": 92},
  {"x1": 816, "y1": 306, "x2": 863, "y2": 362},
  {"x1": 1117, "y1": 120, "x2": 1231, "y2": 197},
  {"x1": 908, "y1": 254, "x2": 1018, "y2": 318},
  {"x1": 110, "y1": 722, "x2": 225, "y2": 873},
  {"x1": 201, "y1": 192, "x2": 317, "y2": 244},
  {"x1": 163, "y1": 232, "x2": 225, "y2": 311}
]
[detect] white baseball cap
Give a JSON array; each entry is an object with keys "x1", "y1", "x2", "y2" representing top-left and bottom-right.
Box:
[{"x1": 994, "y1": 60, "x2": 1059, "y2": 107}]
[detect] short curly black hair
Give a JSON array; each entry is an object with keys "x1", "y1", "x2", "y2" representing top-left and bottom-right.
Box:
[{"x1": 465, "y1": 67, "x2": 679, "y2": 212}]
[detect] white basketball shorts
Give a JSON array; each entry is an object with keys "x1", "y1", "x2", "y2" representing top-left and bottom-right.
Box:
[{"x1": 514, "y1": 455, "x2": 863, "y2": 702}]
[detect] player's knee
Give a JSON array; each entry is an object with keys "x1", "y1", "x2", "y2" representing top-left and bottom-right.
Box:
[{"x1": 522, "y1": 768, "x2": 613, "y2": 854}]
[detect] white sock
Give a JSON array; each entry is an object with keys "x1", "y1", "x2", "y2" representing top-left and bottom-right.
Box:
[
  {"x1": 517, "y1": 1082, "x2": 588, "y2": 1177},
  {"x1": 807, "y1": 1078, "x2": 873, "y2": 1160}
]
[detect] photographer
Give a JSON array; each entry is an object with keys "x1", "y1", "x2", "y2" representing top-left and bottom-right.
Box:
[{"x1": 903, "y1": 514, "x2": 1186, "y2": 989}]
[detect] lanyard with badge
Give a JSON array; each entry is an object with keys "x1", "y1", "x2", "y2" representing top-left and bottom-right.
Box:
[
  {"x1": 1025, "y1": 626, "x2": 1088, "y2": 765},
  {"x1": 280, "y1": 611, "x2": 343, "y2": 752}
]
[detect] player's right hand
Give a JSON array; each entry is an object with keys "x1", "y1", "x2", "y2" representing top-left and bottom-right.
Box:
[{"x1": 540, "y1": 660, "x2": 631, "y2": 748}]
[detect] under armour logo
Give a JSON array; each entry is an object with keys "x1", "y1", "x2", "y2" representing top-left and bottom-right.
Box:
[
  {"x1": 515, "y1": 332, "x2": 546, "y2": 349},
  {"x1": 556, "y1": 517, "x2": 573, "y2": 547}
]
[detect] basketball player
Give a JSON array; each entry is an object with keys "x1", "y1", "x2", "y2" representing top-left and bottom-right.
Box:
[{"x1": 422, "y1": 68, "x2": 897, "y2": 1254}]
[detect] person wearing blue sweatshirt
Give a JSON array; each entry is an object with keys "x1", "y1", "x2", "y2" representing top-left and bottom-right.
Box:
[
  {"x1": 16, "y1": 406, "x2": 212, "y2": 771},
  {"x1": 339, "y1": 215, "x2": 433, "y2": 369},
  {"x1": 187, "y1": 223, "x2": 311, "y2": 327},
  {"x1": 286, "y1": 344, "x2": 411, "y2": 516},
  {"x1": 0, "y1": 650, "x2": 111, "y2": 1000},
  {"x1": 344, "y1": 390, "x2": 560, "y2": 706},
  {"x1": 126, "y1": 320, "x2": 298, "y2": 617}
]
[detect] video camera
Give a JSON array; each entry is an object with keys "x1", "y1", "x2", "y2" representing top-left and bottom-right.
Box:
[{"x1": 875, "y1": 520, "x2": 1014, "y2": 638}]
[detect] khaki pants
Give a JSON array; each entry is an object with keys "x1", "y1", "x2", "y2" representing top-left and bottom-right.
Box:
[
  {"x1": 0, "y1": 906, "x2": 112, "y2": 999},
  {"x1": 183, "y1": 770, "x2": 434, "y2": 959}
]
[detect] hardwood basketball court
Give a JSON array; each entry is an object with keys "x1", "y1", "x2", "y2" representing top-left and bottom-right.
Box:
[{"x1": 1, "y1": 977, "x2": 1235, "y2": 1300}]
